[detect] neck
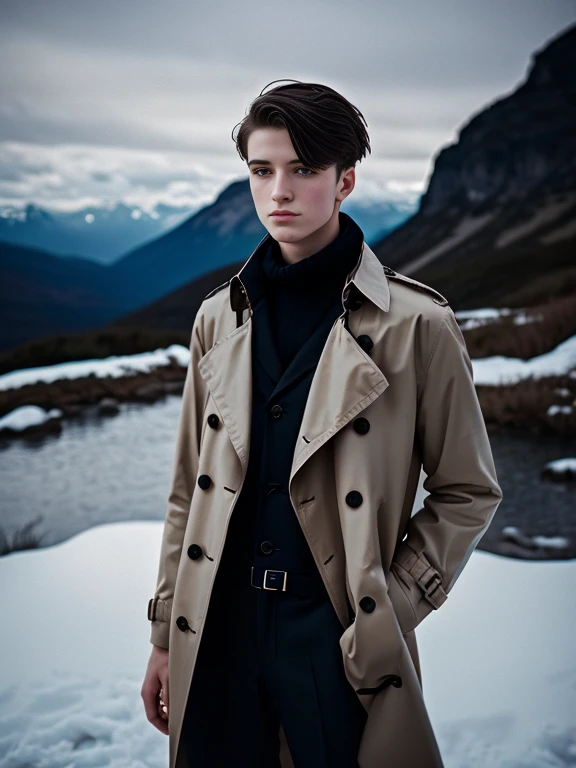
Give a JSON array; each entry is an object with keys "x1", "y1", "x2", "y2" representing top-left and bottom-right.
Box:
[{"x1": 276, "y1": 207, "x2": 341, "y2": 265}]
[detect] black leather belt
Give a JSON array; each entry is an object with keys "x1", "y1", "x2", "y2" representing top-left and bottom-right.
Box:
[{"x1": 250, "y1": 565, "x2": 328, "y2": 598}]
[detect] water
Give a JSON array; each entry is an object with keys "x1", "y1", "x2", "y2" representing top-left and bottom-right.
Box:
[
  {"x1": 0, "y1": 397, "x2": 574, "y2": 554},
  {"x1": 0, "y1": 397, "x2": 185, "y2": 549}
]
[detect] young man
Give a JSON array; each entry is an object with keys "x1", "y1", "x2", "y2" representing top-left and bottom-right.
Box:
[{"x1": 141, "y1": 80, "x2": 503, "y2": 768}]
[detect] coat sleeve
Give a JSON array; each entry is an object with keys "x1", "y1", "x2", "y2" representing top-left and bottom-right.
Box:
[
  {"x1": 388, "y1": 304, "x2": 503, "y2": 634},
  {"x1": 147, "y1": 310, "x2": 208, "y2": 649}
]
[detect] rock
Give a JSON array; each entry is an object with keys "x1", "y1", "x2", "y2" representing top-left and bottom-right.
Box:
[{"x1": 98, "y1": 397, "x2": 120, "y2": 415}]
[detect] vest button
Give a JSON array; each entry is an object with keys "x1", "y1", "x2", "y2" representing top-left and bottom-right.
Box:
[
  {"x1": 359, "y1": 596, "x2": 376, "y2": 613},
  {"x1": 356, "y1": 334, "x2": 374, "y2": 353},
  {"x1": 187, "y1": 544, "x2": 203, "y2": 560},
  {"x1": 345, "y1": 490, "x2": 363, "y2": 508},
  {"x1": 260, "y1": 540, "x2": 274, "y2": 555},
  {"x1": 197, "y1": 474, "x2": 212, "y2": 490},
  {"x1": 349, "y1": 297, "x2": 364, "y2": 311},
  {"x1": 270, "y1": 404, "x2": 284, "y2": 419},
  {"x1": 176, "y1": 616, "x2": 190, "y2": 631},
  {"x1": 353, "y1": 417, "x2": 370, "y2": 435},
  {"x1": 207, "y1": 413, "x2": 220, "y2": 429}
]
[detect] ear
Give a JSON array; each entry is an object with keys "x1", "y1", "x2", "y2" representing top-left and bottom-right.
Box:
[{"x1": 336, "y1": 165, "x2": 355, "y2": 202}]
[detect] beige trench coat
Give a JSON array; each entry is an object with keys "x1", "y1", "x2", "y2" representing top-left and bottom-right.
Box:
[{"x1": 147, "y1": 237, "x2": 503, "y2": 768}]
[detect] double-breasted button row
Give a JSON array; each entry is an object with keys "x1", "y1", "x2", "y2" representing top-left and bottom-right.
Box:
[{"x1": 346, "y1": 490, "x2": 363, "y2": 508}]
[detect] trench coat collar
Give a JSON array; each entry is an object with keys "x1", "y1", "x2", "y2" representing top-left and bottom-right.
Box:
[{"x1": 229, "y1": 222, "x2": 391, "y2": 320}]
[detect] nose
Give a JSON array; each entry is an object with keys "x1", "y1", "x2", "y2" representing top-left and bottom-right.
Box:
[{"x1": 271, "y1": 171, "x2": 293, "y2": 203}]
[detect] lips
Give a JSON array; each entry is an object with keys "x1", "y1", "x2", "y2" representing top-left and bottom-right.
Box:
[{"x1": 270, "y1": 211, "x2": 298, "y2": 220}]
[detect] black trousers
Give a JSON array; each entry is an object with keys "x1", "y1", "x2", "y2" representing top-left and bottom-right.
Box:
[{"x1": 180, "y1": 559, "x2": 368, "y2": 767}]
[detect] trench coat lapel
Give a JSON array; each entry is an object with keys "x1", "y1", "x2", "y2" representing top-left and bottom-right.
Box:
[{"x1": 289, "y1": 314, "x2": 389, "y2": 485}]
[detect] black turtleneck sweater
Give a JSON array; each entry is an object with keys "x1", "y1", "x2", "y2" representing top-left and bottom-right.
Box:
[{"x1": 260, "y1": 211, "x2": 364, "y2": 371}]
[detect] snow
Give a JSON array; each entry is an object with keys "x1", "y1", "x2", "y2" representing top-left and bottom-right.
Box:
[
  {"x1": 502, "y1": 525, "x2": 570, "y2": 550},
  {"x1": 547, "y1": 404, "x2": 573, "y2": 416},
  {"x1": 472, "y1": 333, "x2": 576, "y2": 386},
  {"x1": 0, "y1": 345, "x2": 190, "y2": 392},
  {"x1": 0, "y1": 404, "x2": 63, "y2": 431},
  {"x1": 455, "y1": 307, "x2": 542, "y2": 331},
  {"x1": 545, "y1": 457, "x2": 576, "y2": 474},
  {"x1": 0, "y1": 521, "x2": 574, "y2": 767}
]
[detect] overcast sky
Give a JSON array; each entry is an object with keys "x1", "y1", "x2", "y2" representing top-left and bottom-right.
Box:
[{"x1": 0, "y1": 0, "x2": 574, "y2": 214}]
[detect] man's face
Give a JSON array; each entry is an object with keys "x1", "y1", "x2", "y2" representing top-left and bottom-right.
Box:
[{"x1": 247, "y1": 126, "x2": 354, "y2": 247}]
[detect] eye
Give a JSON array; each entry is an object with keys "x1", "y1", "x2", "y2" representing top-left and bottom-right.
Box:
[
  {"x1": 296, "y1": 167, "x2": 315, "y2": 176},
  {"x1": 252, "y1": 168, "x2": 271, "y2": 177}
]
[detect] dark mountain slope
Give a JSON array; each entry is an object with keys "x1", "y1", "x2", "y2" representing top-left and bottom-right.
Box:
[{"x1": 372, "y1": 24, "x2": 576, "y2": 310}]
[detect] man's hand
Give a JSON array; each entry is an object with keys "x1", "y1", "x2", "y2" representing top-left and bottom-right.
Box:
[{"x1": 141, "y1": 645, "x2": 169, "y2": 735}]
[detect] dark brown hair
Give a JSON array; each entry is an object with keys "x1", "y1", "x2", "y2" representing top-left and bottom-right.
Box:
[{"x1": 232, "y1": 79, "x2": 371, "y2": 181}]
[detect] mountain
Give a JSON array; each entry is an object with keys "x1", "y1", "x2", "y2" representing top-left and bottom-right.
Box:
[
  {"x1": 107, "y1": 179, "x2": 266, "y2": 307},
  {"x1": 0, "y1": 241, "x2": 133, "y2": 352},
  {"x1": 371, "y1": 24, "x2": 576, "y2": 310},
  {"x1": 0, "y1": 202, "x2": 192, "y2": 264},
  {"x1": 341, "y1": 197, "x2": 416, "y2": 243}
]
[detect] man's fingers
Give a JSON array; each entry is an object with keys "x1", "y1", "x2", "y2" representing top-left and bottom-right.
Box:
[
  {"x1": 160, "y1": 671, "x2": 169, "y2": 710},
  {"x1": 141, "y1": 677, "x2": 161, "y2": 722},
  {"x1": 141, "y1": 681, "x2": 169, "y2": 734}
]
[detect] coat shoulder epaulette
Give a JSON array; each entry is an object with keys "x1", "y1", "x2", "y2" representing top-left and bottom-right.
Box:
[
  {"x1": 382, "y1": 265, "x2": 449, "y2": 307},
  {"x1": 203, "y1": 279, "x2": 231, "y2": 301}
]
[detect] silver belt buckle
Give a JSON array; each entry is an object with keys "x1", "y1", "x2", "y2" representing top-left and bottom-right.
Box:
[
  {"x1": 250, "y1": 566, "x2": 288, "y2": 591},
  {"x1": 264, "y1": 569, "x2": 288, "y2": 591}
]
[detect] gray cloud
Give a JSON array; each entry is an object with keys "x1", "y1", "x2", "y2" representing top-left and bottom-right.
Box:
[{"x1": 0, "y1": 0, "x2": 573, "y2": 211}]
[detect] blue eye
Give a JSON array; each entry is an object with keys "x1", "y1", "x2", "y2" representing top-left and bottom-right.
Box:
[{"x1": 251, "y1": 167, "x2": 316, "y2": 177}]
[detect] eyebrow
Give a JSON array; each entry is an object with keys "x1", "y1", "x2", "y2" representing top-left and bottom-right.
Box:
[{"x1": 247, "y1": 158, "x2": 302, "y2": 167}]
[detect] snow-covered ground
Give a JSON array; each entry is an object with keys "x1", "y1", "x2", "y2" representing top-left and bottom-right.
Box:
[
  {"x1": 545, "y1": 457, "x2": 576, "y2": 476},
  {"x1": 0, "y1": 521, "x2": 574, "y2": 767},
  {"x1": 472, "y1": 333, "x2": 576, "y2": 386},
  {"x1": 0, "y1": 345, "x2": 190, "y2": 392},
  {"x1": 455, "y1": 307, "x2": 543, "y2": 331}
]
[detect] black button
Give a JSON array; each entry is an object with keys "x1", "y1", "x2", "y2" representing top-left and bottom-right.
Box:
[
  {"x1": 260, "y1": 540, "x2": 274, "y2": 555},
  {"x1": 359, "y1": 596, "x2": 376, "y2": 613},
  {"x1": 356, "y1": 334, "x2": 374, "y2": 353},
  {"x1": 198, "y1": 474, "x2": 211, "y2": 490},
  {"x1": 270, "y1": 404, "x2": 284, "y2": 419},
  {"x1": 176, "y1": 616, "x2": 190, "y2": 631},
  {"x1": 349, "y1": 297, "x2": 364, "y2": 311},
  {"x1": 353, "y1": 417, "x2": 370, "y2": 435},
  {"x1": 207, "y1": 413, "x2": 220, "y2": 429},
  {"x1": 187, "y1": 544, "x2": 203, "y2": 560},
  {"x1": 345, "y1": 490, "x2": 363, "y2": 508}
]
